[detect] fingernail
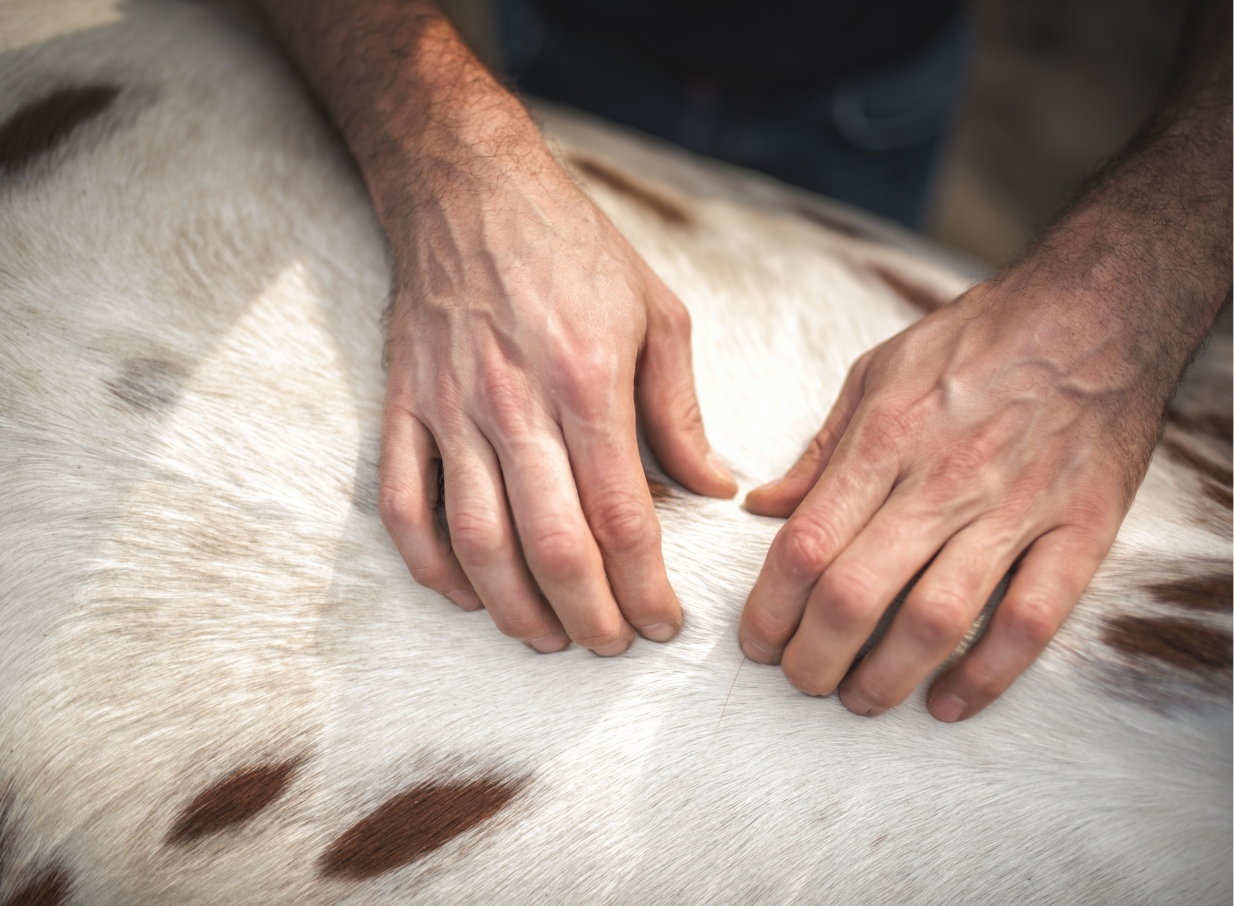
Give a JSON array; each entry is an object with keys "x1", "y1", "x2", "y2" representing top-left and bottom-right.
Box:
[
  {"x1": 530, "y1": 633, "x2": 568, "y2": 653},
  {"x1": 838, "y1": 683, "x2": 872, "y2": 716},
  {"x1": 640, "y1": 622, "x2": 676, "y2": 642},
  {"x1": 751, "y1": 478, "x2": 782, "y2": 495},
  {"x1": 706, "y1": 450, "x2": 736, "y2": 484},
  {"x1": 593, "y1": 638, "x2": 632, "y2": 657},
  {"x1": 447, "y1": 589, "x2": 480, "y2": 611},
  {"x1": 932, "y1": 692, "x2": 966, "y2": 722},
  {"x1": 740, "y1": 639, "x2": 776, "y2": 664}
]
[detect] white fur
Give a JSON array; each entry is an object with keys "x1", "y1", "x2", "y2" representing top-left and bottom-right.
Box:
[{"x1": 0, "y1": 2, "x2": 1229, "y2": 903}]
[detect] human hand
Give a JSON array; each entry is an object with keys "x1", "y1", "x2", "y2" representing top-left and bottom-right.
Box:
[
  {"x1": 378, "y1": 125, "x2": 736, "y2": 656},
  {"x1": 249, "y1": 0, "x2": 734, "y2": 654},
  {"x1": 737, "y1": 0, "x2": 1230, "y2": 715},
  {"x1": 738, "y1": 266, "x2": 1194, "y2": 720}
]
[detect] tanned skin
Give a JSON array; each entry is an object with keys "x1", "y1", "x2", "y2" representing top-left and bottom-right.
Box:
[
  {"x1": 257, "y1": 0, "x2": 1231, "y2": 719},
  {"x1": 256, "y1": 0, "x2": 738, "y2": 660}
]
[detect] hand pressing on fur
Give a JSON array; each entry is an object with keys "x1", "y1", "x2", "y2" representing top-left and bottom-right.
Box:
[
  {"x1": 257, "y1": 0, "x2": 736, "y2": 654},
  {"x1": 740, "y1": 0, "x2": 1231, "y2": 720}
]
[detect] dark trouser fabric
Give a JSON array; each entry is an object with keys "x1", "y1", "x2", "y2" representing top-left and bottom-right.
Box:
[{"x1": 497, "y1": 1, "x2": 970, "y2": 229}]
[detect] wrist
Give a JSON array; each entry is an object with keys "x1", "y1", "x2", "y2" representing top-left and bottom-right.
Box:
[{"x1": 997, "y1": 208, "x2": 1226, "y2": 351}]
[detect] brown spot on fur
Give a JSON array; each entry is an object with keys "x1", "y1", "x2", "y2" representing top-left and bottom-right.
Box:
[
  {"x1": 1148, "y1": 574, "x2": 1234, "y2": 611},
  {"x1": 2, "y1": 869, "x2": 69, "y2": 906},
  {"x1": 1105, "y1": 615, "x2": 1233, "y2": 673},
  {"x1": 571, "y1": 157, "x2": 692, "y2": 227},
  {"x1": 106, "y1": 358, "x2": 186, "y2": 413},
  {"x1": 1161, "y1": 437, "x2": 1233, "y2": 489},
  {"x1": 167, "y1": 760, "x2": 300, "y2": 844},
  {"x1": 319, "y1": 775, "x2": 525, "y2": 880},
  {"x1": 0, "y1": 85, "x2": 119, "y2": 175},
  {"x1": 646, "y1": 476, "x2": 674, "y2": 500},
  {"x1": 1202, "y1": 480, "x2": 1233, "y2": 510},
  {"x1": 1167, "y1": 408, "x2": 1234, "y2": 444},
  {"x1": 871, "y1": 266, "x2": 948, "y2": 315}
]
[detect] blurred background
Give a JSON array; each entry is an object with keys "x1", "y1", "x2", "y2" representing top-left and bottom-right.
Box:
[
  {"x1": 927, "y1": 0, "x2": 1191, "y2": 267},
  {"x1": 441, "y1": 0, "x2": 1194, "y2": 270}
]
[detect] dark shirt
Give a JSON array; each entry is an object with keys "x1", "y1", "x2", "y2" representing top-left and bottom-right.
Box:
[{"x1": 532, "y1": 0, "x2": 964, "y2": 91}]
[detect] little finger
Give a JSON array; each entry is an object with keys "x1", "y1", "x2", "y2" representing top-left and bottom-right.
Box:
[
  {"x1": 378, "y1": 401, "x2": 475, "y2": 607},
  {"x1": 838, "y1": 521, "x2": 1026, "y2": 716},
  {"x1": 926, "y1": 525, "x2": 1111, "y2": 721}
]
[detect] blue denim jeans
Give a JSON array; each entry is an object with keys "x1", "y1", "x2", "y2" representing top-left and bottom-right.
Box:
[{"x1": 497, "y1": 1, "x2": 970, "y2": 229}]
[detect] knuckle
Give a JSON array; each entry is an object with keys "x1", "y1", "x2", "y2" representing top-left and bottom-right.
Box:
[
  {"x1": 664, "y1": 388, "x2": 704, "y2": 431},
  {"x1": 1066, "y1": 490, "x2": 1121, "y2": 534},
  {"x1": 1000, "y1": 594, "x2": 1060, "y2": 649},
  {"x1": 817, "y1": 565, "x2": 880, "y2": 629},
  {"x1": 588, "y1": 493, "x2": 656, "y2": 556},
  {"x1": 933, "y1": 440, "x2": 995, "y2": 491},
  {"x1": 447, "y1": 511, "x2": 505, "y2": 563},
  {"x1": 524, "y1": 525, "x2": 591, "y2": 579},
  {"x1": 860, "y1": 404, "x2": 915, "y2": 456},
  {"x1": 556, "y1": 342, "x2": 622, "y2": 403},
  {"x1": 904, "y1": 587, "x2": 972, "y2": 649},
  {"x1": 791, "y1": 433, "x2": 830, "y2": 473},
  {"x1": 775, "y1": 518, "x2": 842, "y2": 579},
  {"x1": 781, "y1": 654, "x2": 830, "y2": 697},
  {"x1": 406, "y1": 556, "x2": 451, "y2": 591},
  {"x1": 658, "y1": 295, "x2": 692, "y2": 337},
  {"x1": 741, "y1": 606, "x2": 797, "y2": 648},
  {"x1": 571, "y1": 621, "x2": 630, "y2": 650},
  {"x1": 958, "y1": 656, "x2": 1013, "y2": 702},
  {"x1": 377, "y1": 483, "x2": 420, "y2": 535},
  {"x1": 490, "y1": 609, "x2": 550, "y2": 642},
  {"x1": 479, "y1": 374, "x2": 531, "y2": 433},
  {"x1": 853, "y1": 679, "x2": 899, "y2": 712}
]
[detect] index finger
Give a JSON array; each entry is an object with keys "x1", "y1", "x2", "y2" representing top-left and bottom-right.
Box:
[{"x1": 739, "y1": 416, "x2": 898, "y2": 664}]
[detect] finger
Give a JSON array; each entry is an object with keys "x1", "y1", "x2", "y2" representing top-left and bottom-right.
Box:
[
  {"x1": 637, "y1": 283, "x2": 738, "y2": 499},
  {"x1": 838, "y1": 519, "x2": 1026, "y2": 716},
  {"x1": 926, "y1": 525, "x2": 1109, "y2": 722},
  {"x1": 776, "y1": 485, "x2": 970, "y2": 697},
  {"x1": 738, "y1": 420, "x2": 897, "y2": 666},
  {"x1": 495, "y1": 429, "x2": 636, "y2": 656},
  {"x1": 564, "y1": 395, "x2": 681, "y2": 642},
  {"x1": 378, "y1": 397, "x2": 475, "y2": 608},
  {"x1": 746, "y1": 350, "x2": 873, "y2": 518},
  {"x1": 440, "y1": 428, "x2": 570, "y2": 653}
]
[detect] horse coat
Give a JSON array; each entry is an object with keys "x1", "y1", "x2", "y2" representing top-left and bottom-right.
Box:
[{"x1": 0, "y1": 1, "x2": 1231, "y2": 903}]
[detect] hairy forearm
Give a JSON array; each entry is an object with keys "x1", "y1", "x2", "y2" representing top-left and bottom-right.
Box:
[
  {"x1": 254, "y1": 0, "x2": 546, "y2": 247},
  {"x1": 1004, "y1": 0, "x2": 1231, "y2": 355}
]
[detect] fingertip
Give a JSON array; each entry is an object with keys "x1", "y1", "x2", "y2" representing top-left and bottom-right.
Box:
[
  {"x1": 705, "y1": 450, "x2": 739, "y2": 498},
  {"x1": 927, "y1": 668, "x2": 986, "y2": 722},
  {"x1": 653, "y1": 443, "x2": 737, "y2": 499},
  {"x1": 929, "y1": 691, "x2": 967, "y2": 722},
  {"x1": 744, "y1": 479, "x2": 802, "y2": 518},
  {"x1": 446, "y1": 589, "x2": 482, "y2": 611},
  {"x1": 639, "y1": 621, "x2": 679, "y2": 642},
  {"x1": 527, "y1": 633, "x2": 570, "y2": 653},
  {"x1": 739, "y1": 637, "x2": 778, "y2": 665},
  {"x1": 592, "y1": 636, "x2": 634, "y2": 657},
  {"x1": 838, "y1": 682, "x2": 878, "y2": 716}
]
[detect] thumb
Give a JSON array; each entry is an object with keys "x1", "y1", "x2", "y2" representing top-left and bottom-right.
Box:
[
  {"x1": 745, "y1": 348, "x2": 872, "y2": 517},
  {"x1": 636, "y1": 289, "x2": 737, "y2": 499}
]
